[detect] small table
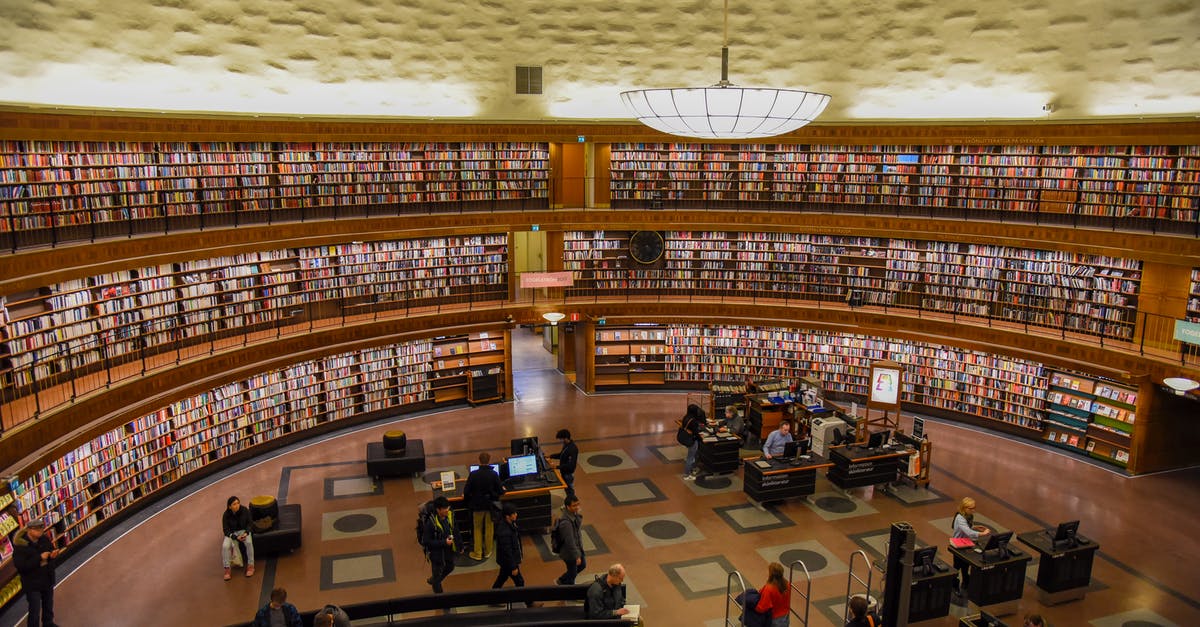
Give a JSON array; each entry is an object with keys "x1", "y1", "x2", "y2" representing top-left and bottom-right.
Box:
[
  {"x1": 827, "y1": 444, "x2": 912, "y2": 490},
  {"x1": 1017, "y1": 529, "x2": 1099, "y2": 605},
  {"x1": 366, "y1": 439, "x2": 427, "y2": 478},
  {"x1": 947, "y1": 543, "x2": 1032, "y2": 616},
  {"x1": 742, "y1": 454, "x2": 832, "y2": 505}
]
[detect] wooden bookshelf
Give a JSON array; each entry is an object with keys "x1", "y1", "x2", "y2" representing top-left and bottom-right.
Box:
[
  {"x1": 609, "y1": 142, "x2": 1200, "y2": 223},
  {"x1": 591, "y1": 325, "x2": 668, "y2": 388},
  {"x1": 0, "y1": 140, "x2": 548, "y2": 248},
  {"x1": 1, "y1": 330, "x2": 505, "y2": 564},
  {"x1": 0, "y1": 235, "x2": 508, "y2": 407},
  {"x1": 1044, "y1": 370, "x2": 1137, "y2": 468},
  {"x1": 1188, "y1": 268, "x2": 1200, "y2": 322},
  {"x1": 430, "y1": 330, "x2": 508, "y2": 404},
  {"x1": 563, "y1": 230, "x2": 1142, "y2": 339}
]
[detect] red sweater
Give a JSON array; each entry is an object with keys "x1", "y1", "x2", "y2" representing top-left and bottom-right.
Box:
[{"x1": 755, "y1": 582, "x2": 790, "y2": 618}]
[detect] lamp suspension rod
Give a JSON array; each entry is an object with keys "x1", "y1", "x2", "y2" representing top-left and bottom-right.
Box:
[{"x1": 720, "y1": 0, "x2": 730, "y2": 84}]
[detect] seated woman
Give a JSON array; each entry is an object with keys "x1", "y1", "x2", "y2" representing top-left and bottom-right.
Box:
[{"x1": 222, "y1": 496, "x2": 255, "y2": 580}]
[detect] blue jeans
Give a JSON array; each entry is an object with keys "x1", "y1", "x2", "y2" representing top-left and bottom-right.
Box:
[
  {"x1": 562, "y1": 472, "x2": 575, "y2": 497},
  {"x1": 684, "y1": 441, "x2": 699, "y2": 475},
  {"x1": 769, "y1": 614, "x2": 789, "y2": 627}
]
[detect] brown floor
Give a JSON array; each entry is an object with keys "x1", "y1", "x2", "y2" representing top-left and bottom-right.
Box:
[{"x1": 19, "y1": 328, "x2": 1200, "y2": 627}]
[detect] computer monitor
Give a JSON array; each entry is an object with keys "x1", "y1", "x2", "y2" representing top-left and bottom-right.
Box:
[
  {"x1": 507, "y1": 454, "x2": 539, "y2": 478},
  {"x1": 981, "y1": 530, "x2": 1013, "y2": 562},
  {"x1": 911, "y1": 545, "x2": 938, "y2": 577},
  {"x1": 867, "y1": 429, "x2": 890, "y2": 449},
  {"x1": 1052, "y1": 520, "x2": 1080, "y2": 549},
  {"x1": 977, "y1": 609, "x2": 1006, "y2": 627},
  {"x1": 782, "y1": 440, "x2": 799, "y2": 460},
  {"x1": 510, "y1": 436, "x2": 540, "y2": 456},
  {"x1": 468, "y1": 463, "x2": 501, "y2": 475}
]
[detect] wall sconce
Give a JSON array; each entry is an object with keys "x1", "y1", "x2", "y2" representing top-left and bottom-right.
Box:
[{"x1": 1163, "y1": 377, "x2": 1200, "y2": 394}]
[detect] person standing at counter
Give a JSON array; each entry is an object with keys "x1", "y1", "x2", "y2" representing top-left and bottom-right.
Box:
[
  {"x1": 951, "y1": 496, "x2": 989, "y2": 597},
  {"x1": 680, "y1": 403, "x2": 706, "y2": 479},
  {"x1": 548, "y1": 428, "x2": 579, "y2": 498},
  {"x1": 464, "y1": 452, "x2": 504, "y2": 561},
  {"x1": 762, "y1": 421, "x2": 793, "y2": 459}
]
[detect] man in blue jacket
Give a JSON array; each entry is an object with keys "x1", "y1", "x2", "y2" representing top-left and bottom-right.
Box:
[{"x1": 252, "y1": 587, "x2": 302, "y2": 627}]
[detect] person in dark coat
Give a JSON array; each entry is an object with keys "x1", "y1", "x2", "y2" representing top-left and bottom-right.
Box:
[
  {"x1": 251, "y1": 587, "x2": 302, "y2": 627},
  {"x1": 491, "y1": 503, "x2": 541, "y2": 607},
  {"x1": 463, "y1": 452, "x2": 504, "y2": 560},
  {"x1": 420, "y1": 496, "x2": 458, "y2": 593},
  {"x1": 12, "y1": 519, "x2": 58, "y2": 627},
  {"x1": 554, "y1": 495, "x2": 586, "y2": 585},
  {"x1": 585, "y1": 564, "x2": 630, "y2": 619},
  {"x1": 549, "y1": 428, "x2": 579, "y2": 497},
  {"x1": 221, "y1": 495, "x2": 255, "y2": 580}
]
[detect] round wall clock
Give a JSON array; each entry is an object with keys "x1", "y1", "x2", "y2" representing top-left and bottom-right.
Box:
[{"x1": 628, "y1": 230, "x2": 665, "y2": 264}]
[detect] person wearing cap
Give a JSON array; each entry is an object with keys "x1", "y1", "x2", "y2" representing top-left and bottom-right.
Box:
[
  {"x1": 491, "y1": 503, "x2": 542, "y2": 607},
  {"x1": 12, "y1": 519, "x2": 59, "y2": 627}
]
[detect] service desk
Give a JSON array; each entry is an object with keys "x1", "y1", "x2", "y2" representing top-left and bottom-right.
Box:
[
  {"x1": 826, "y1": 444, "x2": 911, "y2": 490},
  {"x1": 742, "y1": 454, "x2": 832, "y2": 504},
  {"x1": 1018, "y1": 529, "x2": 1100, "y2": 605},
  {"x1": 435, "y1": 469, "x2": 565, "y2": 552},
  {"x1": 947, "y1": 544, "x2": 1032, "y2": 616},
  {"x1": 908, "y1": 557, "x2": 957, "y2": 622},
  {"x1": 698, "y1": 431, "x2": 742, "y2": 475}
]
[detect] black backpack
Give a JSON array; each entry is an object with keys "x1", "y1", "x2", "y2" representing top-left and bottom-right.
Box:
[{"x1": 416, "y1": 500, "x2": 436, "y2": 558}]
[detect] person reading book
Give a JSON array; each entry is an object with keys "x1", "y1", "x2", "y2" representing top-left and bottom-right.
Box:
[{"x1": 585, "y1": 563, "x2": 631, "y2": 620}]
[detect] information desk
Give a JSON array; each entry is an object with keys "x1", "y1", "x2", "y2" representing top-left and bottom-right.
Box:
[
  {"x1": 947, "y1": 544, "x2": 1032, "y2": 616},
  {"x1": 742, "y1": 454, "x2": 832, "y2": 504},
  {"x1": 698, "y1": 431, "x2": 742, "y2": 475},
  {"x1": 434, "y1": 469, "x2": 565, "y2": 552},
  {"x1": 826, "y1": 444, "x2": 911, "y2": 490},
  {"x1": 908, "y1": 556, "x2": 956, "y2": 622},
  {"x1": 1017, "y1": 529, "x2": 1099, "y2": 604}
]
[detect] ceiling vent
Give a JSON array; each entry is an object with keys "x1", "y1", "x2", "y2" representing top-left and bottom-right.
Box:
[{"x1": 516, "y1": 66, "x2": 543, "y2": 95}]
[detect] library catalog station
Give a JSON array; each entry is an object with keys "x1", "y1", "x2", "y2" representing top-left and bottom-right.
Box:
[{"x1": 1, "y1": 2, "x2": 1200, "y2": 626}]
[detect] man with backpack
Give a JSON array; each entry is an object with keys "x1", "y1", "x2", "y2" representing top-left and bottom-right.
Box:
[
  {"x1": 463, "y1": 452, "x2": 504, "y2": 561},
  {"x1": 420, "y1": 496, "x2": 458, "y2": 593},
  {"x1": 553, "y1": 495, "x2": 586, "y2": 585}
]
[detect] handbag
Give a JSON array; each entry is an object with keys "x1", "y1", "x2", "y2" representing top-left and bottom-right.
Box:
[
  {"x1": 229, "y1": 540, "x2": 244, "y2": 568},
  {"x1": 676, "y1": 425, "x2": 694, "y2": 447}
]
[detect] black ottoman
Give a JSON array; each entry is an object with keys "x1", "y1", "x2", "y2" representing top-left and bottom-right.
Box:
[
  {"x1": 252, "y1": 503, "x2": 302, "y2": 555},
  {"x1": 366, "y1": 438, "x2": 426, "y2": 478}
]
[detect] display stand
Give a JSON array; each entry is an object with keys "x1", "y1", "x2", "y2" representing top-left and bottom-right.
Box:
[{"x1": 863, "y1": 360, "x2": 904, "y2": 443}]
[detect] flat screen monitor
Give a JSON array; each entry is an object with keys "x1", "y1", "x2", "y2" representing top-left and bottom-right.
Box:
[
  {"x1": 507, "y1": 454, "x2": 539, "y2": 478},
  {"x1": 1052, "y1": 520, "x2": 1079, "y2": 548},
  {"x1": 468, "y1": 463, "x2": 501, "y2": 475},
  {"x1": 782, "y1": 441, "x2": 799, "y2": 460},
  {"x1": 911, "y1": 545, "x2": 937, "y2": 577},
  {"x1": 977, "y1": 610, "x2": 1005, "y2": 627},
  {"x1": 511, "y1": 436, "x2": 540, "y2": 456},
  {"x1": 981, "y1": 530, "x2": 1013, "y2": 562},
  {"x1": 867, "y1": 430, "x2": 890, "y2": 449}
]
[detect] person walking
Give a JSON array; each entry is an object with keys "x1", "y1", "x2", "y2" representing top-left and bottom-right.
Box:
[
  {"x1": 554, "y1": 495, "x2": 586, "y2": 585},
  {"x1": 463, "y1": 452, "x2": 503, "y2": 561},
  {"x1": 12, "y1": 519, "x2": 58, "y2": 627},
  {"x1": 492, "y1": 503, "x2": 541, "y2": 607},
  {"x1": 421, "y1": 496, "x2": 458, "y2": 593}
]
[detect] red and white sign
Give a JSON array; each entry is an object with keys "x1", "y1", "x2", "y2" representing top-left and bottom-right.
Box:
[{"x1": 519, "y1": 271, "x2": 574, "y2": 288}]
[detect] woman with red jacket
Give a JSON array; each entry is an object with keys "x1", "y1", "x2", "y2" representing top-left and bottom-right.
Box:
[{"x1": 755, "y1": 562, "x2": 791, "y2": 626}]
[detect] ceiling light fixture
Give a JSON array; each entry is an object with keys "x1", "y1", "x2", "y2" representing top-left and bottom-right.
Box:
[
  {"x1": 619, "y1": 0, "x2": 830, "y2": 140},
  {"x1": 1163, "y1": 377, "x2": 1200, "y2": 393},
  {"x1": 542, "y1": 312, "x2": 566, "y2": 326}
]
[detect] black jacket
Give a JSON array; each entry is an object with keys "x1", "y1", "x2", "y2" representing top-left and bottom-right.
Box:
[
  {"x1": 463, "y1": 466, "x2": 503, "y2": 511},
  {"x1": 555, "y1": 507, "x2": 584, "y2": 562},
  {"x1": 494, "y1": 517, "x2": 522, "y2": 570},
  {"x1": 223, "y1": 506, "x2": 253, "y2": 537},
  {"x1": 585, "y1": 574, "x2": 625, "y2": 619},
  {"x1": 552, "y1": 441, "x2": 579, "y2": 474},
  {"x1": 421, "y1": 511, "x2": 457, "y2": 556},
  {"x1": 12, "y1": 529, "x2": 56, "y2": 591}
]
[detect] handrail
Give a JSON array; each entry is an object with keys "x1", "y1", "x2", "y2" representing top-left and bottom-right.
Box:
[
  {"x1": 787, "y1": 559, "x2": 814, "y2": 627},
  {"x1": 844, "y1": 550, "x2": 875, "y2": 625},
  {"x1": 723, "y1": 570, "x2": 748, "y2": 627}
]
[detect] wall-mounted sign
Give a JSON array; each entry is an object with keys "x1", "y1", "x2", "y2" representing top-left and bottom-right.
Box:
[
  {"x1": 1174, "y1": 319, "x2": 1200, "y2": 346},
  {"x1": 519, "y1": 271, "x2": 574, "y2": 289}
]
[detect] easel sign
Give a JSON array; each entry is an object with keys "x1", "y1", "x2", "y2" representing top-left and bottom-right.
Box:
[{"x1": 863, "y1": 360, "x2": 904, "y2": 441}]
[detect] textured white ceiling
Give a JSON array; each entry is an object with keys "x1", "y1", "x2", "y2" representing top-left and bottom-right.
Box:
[{"x1": 0, "y1": 0, "x2": 1198, "y2": 122}]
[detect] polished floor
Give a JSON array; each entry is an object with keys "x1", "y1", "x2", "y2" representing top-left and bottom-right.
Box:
[{"x1": 7, "y1": 329, "x2": 1200, "y2": 627}]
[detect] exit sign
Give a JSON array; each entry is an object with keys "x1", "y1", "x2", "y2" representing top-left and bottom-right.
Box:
[{"x1": 577, "y1": 136, "x2": 586, "y2": 143}]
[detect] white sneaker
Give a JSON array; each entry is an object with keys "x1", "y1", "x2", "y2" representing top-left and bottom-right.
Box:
[{"x1": 683, "y1": 474, "x2": 695, "y2": 481}]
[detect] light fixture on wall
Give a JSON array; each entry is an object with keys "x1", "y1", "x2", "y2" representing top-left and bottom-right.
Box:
[
  {"x1": 1163, "y1": 377, "x2": 1200, "y2": 394},
  {"x1": 542, "y1": 312, "x2": 566, "y2": 326},
  {"x1": 619, "y1": 0, "x2": 830, "y2": 140}
]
